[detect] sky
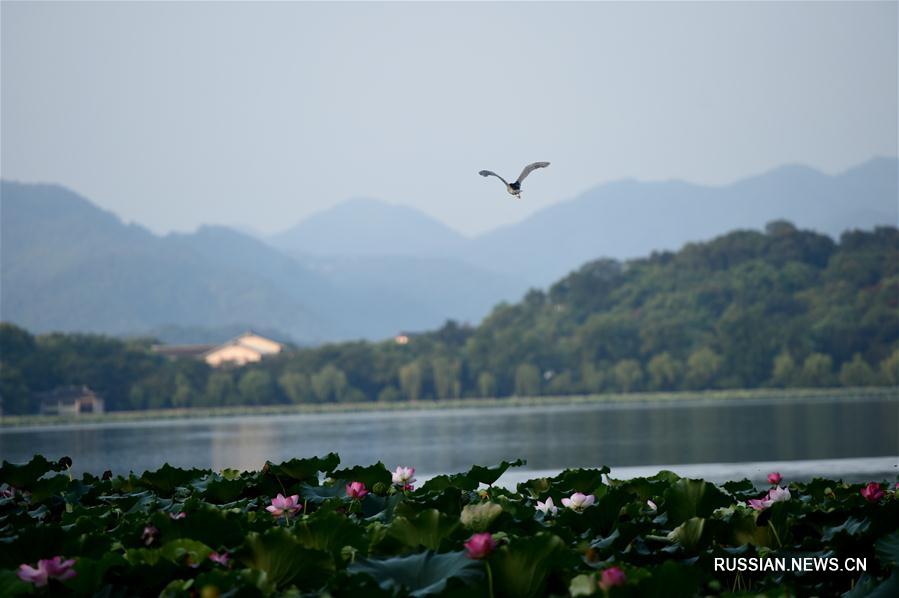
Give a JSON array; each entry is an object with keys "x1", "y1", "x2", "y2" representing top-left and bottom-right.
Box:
[{"x1": 2, "y1": 1, "x2": 897, "y2": 237}]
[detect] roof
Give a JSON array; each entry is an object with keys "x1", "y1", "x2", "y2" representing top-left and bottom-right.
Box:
[{"x1": 152, "y1": 344, "x2": 216, "y2": 358}]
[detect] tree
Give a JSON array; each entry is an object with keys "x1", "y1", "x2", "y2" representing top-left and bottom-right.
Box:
[
  {"x1": 685, "y1": 348, "x2": 722, "y2": 390},
  {"x1": 171, "y1": 372, "x2": 194, "y2": 408},
  {"x1": 514, "y1": 363, "x2": 541, "y2": 396},
  {"x1": 839, "y1": 354, "x2": 877, "y2": 387},
  {"x1": 377, "y1": 386, "x2": 402, "y2": 402},
  {"x1": 279, "y1": 372, "x2": 312, "y2": 404},
  {"x1": 477, "y1": 372, "x2": 496, "y2": 398},
  {"x1": 770, "y1": 350, "x2": 797, "y2": 388},
  {"x1": 202, "y1": 371, "x2": 239, "y2": 407},
  {"x1": 580, "y1": 362, "x2": 608, "y2": 394},
  {"x1": 798, "y1": 353, "x2": 834, "y2": 388},
  {"x1": 647, "y1": 353, "x2": 682, "y2": 391},
  {"x1": 311, "y1": 365, "x2": 348, "y2": 403},
  {"x1": 0, "y1": 365, "x2": 31, "y2": 414},
  {"x1": 238, "y1": 370, "x2": 275, "y2": 405},
  {"x1": 880, "y1": 348, "x2": 899, "y2": 386},
  {"x1": 545, "y1": 371, "x2": 574, "y2": 395},
  {"x1": 613, "y1": 359, "x2": 643, "y2": 392},
  {"x1": 399, "y1": 361, "x2": 423, "y2": 401},
  {"x1": 432, "y1": 357, "x2": 461, "y2": 399}
]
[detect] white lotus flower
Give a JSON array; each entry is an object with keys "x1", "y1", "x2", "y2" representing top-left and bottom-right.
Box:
[
  {"x1": 535, "y1": 497, "x2": 558, "y2": 516},
  {"x1": 392, "y1": 466, "x2": 416, "y2": 486},
  {"x1": 561, "y1": 492, "x2": 595, "y2": 512}
]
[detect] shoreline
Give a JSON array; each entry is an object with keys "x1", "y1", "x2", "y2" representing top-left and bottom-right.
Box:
[{"x1": 2, "y1": 386, "x2": 896, "y2": 429}]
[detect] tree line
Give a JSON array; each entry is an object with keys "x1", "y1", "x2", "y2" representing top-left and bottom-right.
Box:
[{"x1": 1, "y1": 222, "x2": 896, "y2": 414}]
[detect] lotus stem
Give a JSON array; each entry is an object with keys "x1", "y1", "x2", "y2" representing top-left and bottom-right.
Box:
[
  {"x1": 768, "y1": 521, "x2": 783, "y2": 548},
  {"x1": 485, "y1": 560, "x2": 495, "y2": 598}
]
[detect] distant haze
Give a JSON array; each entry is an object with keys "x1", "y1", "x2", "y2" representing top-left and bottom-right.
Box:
[
  {"x1": 2, "y1": 2, "x2": 896, "y2": 237},
  {"x1": 2, "y1": 157, "x2": 896, "y2": 341}
]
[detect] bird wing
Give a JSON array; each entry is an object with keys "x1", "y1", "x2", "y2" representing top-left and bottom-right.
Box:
[
  {"x1": 515, "y1": 161, "x2": 550, "y2": 184},
  {"x1": 479, "y1": 170, "x2": 509, "y2": 186}
]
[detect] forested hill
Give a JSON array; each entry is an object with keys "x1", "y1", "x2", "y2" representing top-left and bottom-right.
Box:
[
  {"x1": 460, "y1": 221, "x2": 898, "y2": 395},
  {"x1": 1, "y1": 222, "x2": 897, "y2": 414}
]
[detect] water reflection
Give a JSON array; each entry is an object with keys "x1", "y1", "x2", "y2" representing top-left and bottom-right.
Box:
[{"x1": 1, "y1": 395, "x2": 896, "y2": 476}]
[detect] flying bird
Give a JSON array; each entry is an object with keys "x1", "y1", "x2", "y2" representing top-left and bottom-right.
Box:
[{"x1": 479, "y1": 161, "x2": 550, "y2": 199}]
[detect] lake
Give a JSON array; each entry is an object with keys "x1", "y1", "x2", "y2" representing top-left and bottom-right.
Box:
[{"x1": 2, "y1": 393, "x2": 897, "y2": 484}]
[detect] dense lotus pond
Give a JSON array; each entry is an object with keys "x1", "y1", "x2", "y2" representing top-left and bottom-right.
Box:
[{"x1": 1, "y1": 453, "x2": 897, "y2": 596}]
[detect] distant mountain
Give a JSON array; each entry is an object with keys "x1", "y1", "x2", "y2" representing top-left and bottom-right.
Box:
[
  {"x1": 0, "y1": 183, "x2": 526, "y2": 341},
  {"x1": 465, "y1": 157, "x2": 898, "y2": 285},
  {"x1": 270, "y1": 197, "x2": 467, "y2": 257},
  {"x1": 2, "y1": 158, "x2": 895, "y2": 342},
  {"x1": 0, "y1": 182, "x2": 334, "y2": 342}
]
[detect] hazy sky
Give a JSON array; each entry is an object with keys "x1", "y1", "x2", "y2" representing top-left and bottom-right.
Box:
[{"x1": 2, "y1": 1, "x2": 897, "y2": 237}]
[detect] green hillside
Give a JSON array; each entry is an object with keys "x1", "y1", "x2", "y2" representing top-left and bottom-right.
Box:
[{"x1": 1, "y1": 222, "x2": 897, "y2": 414}]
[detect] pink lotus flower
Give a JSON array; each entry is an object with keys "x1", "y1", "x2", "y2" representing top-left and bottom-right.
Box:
[
  {"x1": 392, "y1": 466, "x2": 416, "y2": 489},
  {"x1": 747, "y1": 486, "x2": 791, "y2": 511},
  {"x1": 169, "y1": 511, "x2": 186, "y2": 520},
  {"x1": 598, "y1": 566, "x2": 626, "y2": 591},
  {"x1": 266, "y1": 493, "x2": 302, "y2": 517},
  {"x1": 861, "y1": 482, "x2": 885, "y2": 503},
  {"x1": 767, "y1": 472, "x2": 782, "y2": 485},
  {"x1": 346, "y1": 481, "x2": 369, "y2": 499},
  {"x1": 142, "y1": 525, "x2": 159, "y2": 546},
  {"x1": 17, "y1": 557, "x2": 77, "y2": 587},
  {"x1": 561, "y1": 492, "x2": 595, "y2": 512},
  {"x1": 209, "y1": 552, "x2": 230, "y2": 566},
  {"x1": 464, "y1": 532, "x2": 496, "y2": 559},
  {"x1": 535, "y1": 497, "x2": 558, "y2": 516}
]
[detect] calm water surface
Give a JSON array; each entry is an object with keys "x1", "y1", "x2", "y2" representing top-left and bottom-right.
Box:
[{"x1": 1, "y1": 395, "x2": 897, "y2": 480}]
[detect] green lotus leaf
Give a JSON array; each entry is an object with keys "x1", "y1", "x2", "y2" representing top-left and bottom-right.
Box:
[
  {"x1": 460, "y1": 502, "x2": 503, "y2": 532},
  {"x1": 299, "y1": 481, "x2": 347, "y2": 503},
  {"x1": 194, "y1": 474, "x2": 247, "y2": 504},
  {"x1": 330, "y1": 462, "x2": 392, "y2": 489},
  {"x1": 637, "y1": 561, "x2": 702, "y2": 598},
  {"x1": 294, "y1": 510, "x2": 368, "y2": 561},
  {"x1": 157, "y1": 504, "x2": 248, "y2": 549},
  {"x1": 421, "y1": 460, "x2": 526, "y2": 494},
  {"x1": 663, "y1": 478, "x2": 731, "y2": 526},
  {"x1": 0, "y1": 455, "x2": 63, "y2": 489},
  {"x1": 362, "y1": 492, "x2": 403, "y2": 521},
  {"x1": 61, "y1": 551, "x2": 127, "y2": 595},
  {"x1": 192, "y1": 569, "x2": 264, "y2": 597},
  {"x1": 237, "y1": 527, "x2": 333, "y2": 590},
  {"x1": 26, "y1": 475, "x2": 69, "y2": 504},
  {"x1": 385, "y1": 508, "x2": 460, "y2": 551},
  {"x1": 667, "y1": 517, "x2": 707, "y2": 551},
  {"x1": 348, "y1": 550, "x2": 483, "y2": 597},
  {"x1": 0, "y1": 568, "x2": 34, "y2": 597},
  {"x1": 466, "y1": 459, "x2": 526, "y2": 487},
  {"x1": 158, "y1": 538, "x2": 213, "y2": 567},
  {"x1": 139, "y1": 464, "x2": 206, "y2": 496},
  {"x1": 550, "y1": 467, "x2": 609, "y2": 494},
  {"x1": 844, "y1": 570, "x2": 899, "y2": 598},
  {"x1": 875, "y1": 530, "x2": 899, "y2": 568},
  {"x1": 419, "y1": 473, "x2": 479, "y2": 493},
  {"x1": 490, "y1": 532, "x2": 568, "y2": 598},
  {"x1": 265, "y1": 453, "x2": 340, "y2": 482}
]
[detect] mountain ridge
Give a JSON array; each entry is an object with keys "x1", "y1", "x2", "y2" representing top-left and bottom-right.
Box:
[{"x1": 1, "y1": 156, "x2": 895, "y2": 342}]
